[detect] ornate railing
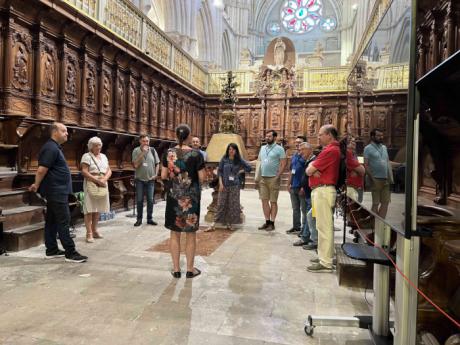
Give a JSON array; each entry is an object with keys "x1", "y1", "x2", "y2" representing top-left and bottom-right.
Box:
[
  {"x1": 62, "y1": 0, "x2": 207, "y2": 93},
  {"x1": 374, "y1": 64, "x2": 409, "y2": 90}
]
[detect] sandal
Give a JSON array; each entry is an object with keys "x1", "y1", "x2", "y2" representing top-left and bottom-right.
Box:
[
  {"x1": 171, "y1": 271, "x2": 181, "y2": 278},
  {"x1": 226, "y1": 224, "x2": 234, "y2": 231},
  {"x1": 93, "y1": 231, "x2": 104, "y2": 239},
  {"x1": 186, "y1": 268, "x2": 201, "y2": 278},
  {"x1": 86, "y1": 235, "x2": 94, "y2": 243}
]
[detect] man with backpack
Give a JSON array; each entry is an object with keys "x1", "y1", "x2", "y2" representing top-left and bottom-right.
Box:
[
  {"x1": 305, "y1": 125, "x2": 341, "y2": 273},
  {"x1": 132, "y1": 134, "x2": 160, "y2": 227}
]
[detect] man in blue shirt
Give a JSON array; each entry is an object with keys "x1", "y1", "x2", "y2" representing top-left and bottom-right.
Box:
[
  {"x1": 286, "y1": 135, "x2": 307, "y2": 236},
  {"x1": 29, "y1": 122, "x2": 87, "y2": 263},
  {"x1": 257, "y1": 130, "x2": 287, "y2": 231},
  {"x1": 192, "y1": 137, "x2": 207, "y2": 162},
  {"x1": 364, "y1": 128, "x2": 400, "y2": 218}
]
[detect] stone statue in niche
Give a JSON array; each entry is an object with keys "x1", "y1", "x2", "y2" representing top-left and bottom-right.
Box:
[
  {"x1": 271, "y1": 104, "x2": 281, "y2": 128},
  {"x1": 274, "y1": 38, "x2": 286, "y2": 67},
  {"x1": 307, "y1": 115, "x2": 317, "y2": 136},
  {"x1": 42, "y1": 52, "x2": 55, "y2": 96},
  {"x1": 65, "y1": 60, "x2": 77, "y2": 103},
  {"x1": 13, "y1": 44, "x2": 28, "y2": 90},
  {"x1": 292, "y1": 112, "x2": 300, "y2": 133},
  {"x1": 86, "y1": 66, "x2": 95, "y2": 108},
  {"x1": 129, "y1": 82, "x2": 136, "y2": 119},
  {"x1": 117, "y1": 77, "x2": 124, "y2": 112},
  {"x1": 102, "y1": 74, "x2": 110, "y2": 111}
]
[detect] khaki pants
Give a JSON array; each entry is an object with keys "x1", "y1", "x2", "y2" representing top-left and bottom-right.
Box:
[{"x1": 311, "y1": 186, "x2": 336, "y2": 269}]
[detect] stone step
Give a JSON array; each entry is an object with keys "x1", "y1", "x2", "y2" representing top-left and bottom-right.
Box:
[
  {"x1": 0, "y1": 172, "x2": 17, "y2": 191},
  {"x1": 2, "y1": 205, "x2": 45, "y2": 230},
  {"x1": 0, "y1": 190, "x2": 32, "y2": 209},
  {"x1": 336, "y1": 244, "x2": 373, "y2": 288},
  {"x1": 3, "y1": 221, "x2": 45, "y2": 252}
]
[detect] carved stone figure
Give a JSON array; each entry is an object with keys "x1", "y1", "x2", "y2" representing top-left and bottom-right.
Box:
[
  {"x1": 13, "y1": 45, "x2": 28, "y2": 90},
  {"x1": 274, "y1": 38, "x2": 286, "y2": 66},
  {"x1": 65, "y1": 60, "x2": 77, "y2": 103},
  {"x1": 86, "y1": 66, "x2": 95, "y2": 108},
  {"x1": 42, "y1": 52, "x2": 55, "y2": 96},
  {"x1": 129, "y1": 82, "x2": 136, "y2": 119},
  {"x1": 102, "y1": 74, "x2": 110, "y2": 111}
]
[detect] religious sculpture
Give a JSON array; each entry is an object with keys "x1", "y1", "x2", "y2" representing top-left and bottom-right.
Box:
[
  {"x1": 274, "y1": 38, "x2": 286, "y2": 67},
  {"x1": 292, "y1": 112, "x2": 300, "y2": 133},
  {"x1": 65, "y1": 61, "x2": 77, "y2": 103},
  {"x1": 271, "y1": 104, "x2": 281, "y2": 128},
  {"x1": 102, "y1": 74, "x2": 110, "y2": 111},
  {"x1": 141, "y1": 85, "x2": 148, "y2": 122},
  {"x1": 86, "y1": 66, "x2": 95, "y2": 108},
  {"x1": 13, "y1": 45, "x2": 28, "y2": 89},
  {"x1": 129, "y1": 82, "x2": 136, "y2": 119},
  {"x1": 117, "y1": 76, "x2": 124, "y2": 112},
  {"x1": 307, "y1": 115, "x2": 317, "y2": 136},
  {"x1": 42, "y1": 52, "x2": 55, "y2": 96}
]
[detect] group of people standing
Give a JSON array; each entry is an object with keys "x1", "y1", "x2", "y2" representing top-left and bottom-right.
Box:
[{"x1": 29, "y1": 120, "x2": 396, "y2": 278}]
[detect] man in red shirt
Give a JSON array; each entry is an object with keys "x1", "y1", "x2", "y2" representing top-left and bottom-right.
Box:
[
  {"x1": 306, "y1": 125, "x2": 340, "y2": 272},
  {"x1": 346, "y1": 137, "x2": 365, "y2": 202}
]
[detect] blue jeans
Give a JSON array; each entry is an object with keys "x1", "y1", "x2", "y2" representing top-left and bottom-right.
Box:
[
  {"x1": 289, "y1": 187, "x2": 307, "y2": 230},
  {"x1": 303, "y1": 206, "x2": 318, "y2": 244},
  {"x1": 136, "y1": 179, "x2": 154, "y2": 222}
]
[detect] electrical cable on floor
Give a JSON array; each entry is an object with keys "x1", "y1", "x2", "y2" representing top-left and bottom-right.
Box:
[{"x1": 350, "y1": 208, "x2": 460, "y2": 329}]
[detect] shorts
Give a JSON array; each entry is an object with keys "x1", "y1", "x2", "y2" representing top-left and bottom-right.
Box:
[
  {"x1": 371, "y1": 179, "x2": 391, "y2": 205},
  {"x1": 259, "y1": 176, "x2": 281, "y2": 202}
]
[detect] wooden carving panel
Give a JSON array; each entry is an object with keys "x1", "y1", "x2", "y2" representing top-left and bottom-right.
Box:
[
  {"x1": 84, "y1": 58, "x2": 97, "y2": 114},
  {"x1": 289, "y1": 108, "x2": 303, "y2": 137},
  {"x1": 175, "y1": 98, "x2": 182, "y2": 129},
  {"x1": 11, "y1": 27, "x2": 32, "y2": 93},
  {"x1": 114, "y1": 72, "x2": 126, "y2": 132},
  {"x1": 139, "y1": 80, "x2": 149, "y2": 135},
  {"x1": 167, "y1": 93, "x2": 175, "y2": 130},
  {"x1": 127, "y1": 77, "x2": 138, "y2": 134},
  {"x1": 306, "y1": 108, "x2": 320, "y2": 141},
  {"x1": 61, "y1": 49, "x2": 80, "y2": 125},
  {"x1": 35, "y1": 38, "x2": 58, "y2": 120},
  {"x1": 267, "y1": 101, "x2": 284, "y2": 130},
  {"x1": 159, "y1": 88, "x2": 167, "y2": 137},
  {"x1": 150, "y1": 84, "x2": 158, "y2": 136}
]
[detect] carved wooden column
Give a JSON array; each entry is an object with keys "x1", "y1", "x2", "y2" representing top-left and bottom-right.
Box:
[
  {"x1": 97, "y1": 51, "x2": 114, "y2": 130},
  {"x1": 175, "y1": 97, "x2": 182, "y2": 130},
  {"x1": 150, "y1": 82, "x2": 158, "y2": 137},
  {"x1": 167, "y1": 91, "x2": 175, "y2": 138},
  {"x1": 159, "y1": 87, "x2": 167, "y2": 139},
  {"x1": 139, "y1": 77, "x2": 150, "y2": 135},
  {"x1": 79, "y1": 43, "x2": 98, "y2": 128},
  {"x1": 114, "y1": 68, "x2": 126, "y2": 132},
  {"x1": 127, "y1": 71, "x2": 139, "y2": 134}
]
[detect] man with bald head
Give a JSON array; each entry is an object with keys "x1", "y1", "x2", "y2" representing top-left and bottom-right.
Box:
[
  {"x1": 191, "y1": 136, "x2": 207, "y2": 162},
  {"x1": 29, "y1": 122, "x2": 87, "y2": 263},
  {"x1": 305, "y1": 125, "x2": 340, "y2": 272}
]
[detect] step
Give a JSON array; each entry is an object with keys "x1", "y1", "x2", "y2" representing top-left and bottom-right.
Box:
[
  {"x1": 0, "y1": 190, "x2": 31, "y2": 209},
  {"x1": 0, "y1": 172, "x2": 17, "y2": 191},
  {"x1": 336, "y1": 244, "x2": 373, "y2": 288},
  {"x1": 2, "y1": 205, "x2": 45, "y2": 230},
  {"x1": 3, "y1": 221, "x2": 45, "y2": 252}
]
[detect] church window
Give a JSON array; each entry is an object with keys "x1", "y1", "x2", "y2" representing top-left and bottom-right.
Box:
[
  {"x1": 320, "y1": 17, "x2": 337, "y2": 32},
  {"x1": 280, "y1": 0, "x2": 323, "y2": 34},
  {"x1": 267, "y1": 21, "x2": 282, "y2": 36}
]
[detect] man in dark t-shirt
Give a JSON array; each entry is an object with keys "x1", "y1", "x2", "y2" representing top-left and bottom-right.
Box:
[{"x1": 29, "y1": 122, "x2": 87, "y2": 263}]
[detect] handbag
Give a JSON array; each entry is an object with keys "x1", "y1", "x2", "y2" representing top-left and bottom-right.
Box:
[
  {"x1": 254, "y1": 160, "x2": 262, "y2": 183},
  {"x1": 86, "y1": 153, "x2": 108, "y2": 198}
]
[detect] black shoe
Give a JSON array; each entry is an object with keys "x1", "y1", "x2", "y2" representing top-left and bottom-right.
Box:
[
  {"x1": 147, "y1": 220, "x2": 158, "y2": 225},
  {"x1": 258, "y1": 222, "x2": 269, "y2": 230},
  {"x1": 293, "y1": 240, "x2": 308, "y2": 247},
  {"x1": 186, "y1": 268, "x2": 201, "y2": 278},
  {"x1": 266, "y1": 222, "x2": 275, "y2": 231},
  {"x1": 134, "y1": 220, "x2": 142, "y2": 227},
  {"x1": 65, "y1": 251, "x2": 88, "y2": 263},
  {"x1": 286, "y1": 228, "x2": 300, "y2": 234},
  {"x1": 302, "y1": 243, "x2": 318, "y2": 250},
  {"x1": 45, "y1": 249, "x2": 65, "y2": 259},
  {"x1": 171, "y1": 271, "x2": 181, "y2": 278}
]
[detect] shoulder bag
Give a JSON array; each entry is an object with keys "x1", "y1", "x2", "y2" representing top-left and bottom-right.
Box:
[{"x1": 86, "y1": 153, "x2": 108, "y2": 198}]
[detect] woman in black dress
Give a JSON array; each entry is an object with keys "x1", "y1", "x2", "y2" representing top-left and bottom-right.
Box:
[{"x1": 161, "y1": 124, "x2": 205, "y2": 278}]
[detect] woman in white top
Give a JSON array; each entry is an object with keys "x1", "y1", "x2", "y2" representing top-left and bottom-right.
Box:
[{"x1": 80, "y1": 137, "x2": 112, "y2": 243}]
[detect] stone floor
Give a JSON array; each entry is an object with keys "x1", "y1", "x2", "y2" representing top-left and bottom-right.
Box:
[{"x1": 0, "y1": 189, "x2": 373, "y2": 345}]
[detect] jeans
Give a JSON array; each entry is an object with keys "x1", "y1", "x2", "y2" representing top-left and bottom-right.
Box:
[
  {"x1": 45, "y1": 199, "x2": 76, "y2": 254},
  {"x1": 136, "y1": 179, "x2": 154, "y2": 222},
  {"x1": 300, "y1": 198, "x2": 312, "y2": 242},
  {"x1": 289, "y1": 187, "x2": 307, "y2": 230}
]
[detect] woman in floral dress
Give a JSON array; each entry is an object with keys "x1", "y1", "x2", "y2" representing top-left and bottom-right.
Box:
[{"x1": 161, "y1": 124, "x2": 205, "y2": 279}]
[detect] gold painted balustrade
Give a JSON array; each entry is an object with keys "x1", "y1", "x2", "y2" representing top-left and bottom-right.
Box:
[{"x1": 61, "y1": 0, "x2": 406, "y2": 96}]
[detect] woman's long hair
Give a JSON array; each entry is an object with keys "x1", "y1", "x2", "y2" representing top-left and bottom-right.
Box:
[{"x1": 224, "y1": 143, "x2": 242, "y2": 165}]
